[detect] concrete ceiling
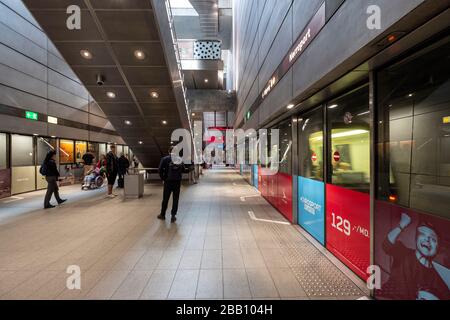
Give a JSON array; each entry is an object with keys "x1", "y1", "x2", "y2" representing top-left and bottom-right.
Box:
[{"x1": 23, "y1": 0, "x2": 189, "y2": 168}]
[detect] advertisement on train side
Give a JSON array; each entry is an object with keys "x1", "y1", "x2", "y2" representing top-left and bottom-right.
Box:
[
  {"x1": 298, "y1": 177, "x2": 325, "y2": 245},
  {"x1": 374, "y1": 201, "x2": 450, "y2": 300},
  {"x1": 326, "y1": 184, "x2": 371, "y2": 280}
]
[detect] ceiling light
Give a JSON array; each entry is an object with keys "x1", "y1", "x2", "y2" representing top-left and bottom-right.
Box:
[
  {"x1": 80, "y1": 50, "x2": 92, "y2": 59},
  {"x1": 124, "y1": 120, "x2": 132, "y2": 126},
  {"x1": 106, "y1": 91, "x2": 116, "y2": 99},
  {"x1": 287, "y1": 104, "x2": 295, "y2": 110},
  {"x1": 328, "y1": 104, "x2": 338, "y2": 109},
  {"x1": 138, "y1": 141, "x2": 143, "y2": 145},
  {"x1": 162, "y1": 120, "x2": 168, "y2": 125},
  {"x1": 192, "y1": 113, "x2": 196, "y2": 116},
  {"x1": 134, "y1": 50, "x2": 146, "y2": 60},
  {"x1": 150, "y1": 91, "x2": 159, "y2": 99},
  {"x1": 33, "y1": 133, "x2": 39, "y2": 136},
  {"x1": 204, "y1": 79, "x2": 209, "y2": 83},
  {"x1": 51, "y1": 136, "x2": 56, "y2": 138},
  {"x1": 407, "y1": 93, "x2": 414, "y2": 98}
]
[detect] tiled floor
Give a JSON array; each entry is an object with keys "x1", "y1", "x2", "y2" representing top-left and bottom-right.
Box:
[{"x1": 0, "y1": 169, "x2": 367, "y2": 300}]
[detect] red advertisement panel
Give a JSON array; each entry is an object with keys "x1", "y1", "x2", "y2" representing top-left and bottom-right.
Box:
[
  {"x1": 326, "y1": 184, "x2": 370, "y2": 280},
  {"x1": 276, "y1": 172, "x2": 293, "y2": 222},
  {"x1": 375, "y1": 201, "x2": 450, "y2": 300}
]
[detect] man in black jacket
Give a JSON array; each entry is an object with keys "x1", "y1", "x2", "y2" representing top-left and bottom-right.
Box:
[
  {"x1": 117, "y1": 153, "x2": 130, "y2": 189},
  {"x1": 106, "y1": 145, "x2": 119, "y2": 198},
  {"x1": 43, "y1": 150, "x2": 67, "y2": 209},
  {"x1": 157, "y1": 147, "x2": 184, "y2": 223}
]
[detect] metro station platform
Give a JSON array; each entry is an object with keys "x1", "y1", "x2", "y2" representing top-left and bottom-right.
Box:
[{"x1": 0, "y1": 168, "x2": 368, "y2": 300}]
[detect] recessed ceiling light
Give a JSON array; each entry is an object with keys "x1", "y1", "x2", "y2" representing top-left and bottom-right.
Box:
[
  {"x1": 192, "y1": 113, "x2": 196, "y2": 116},
  {"x1": 124, "y1": 120, "x2": 132, "y2": 126},
  {"x1": 328, "y1": 104, "x2": 338, "y2": 109},
  {"x1": 134, "y1": 50, "x2": 146, "y2": 60},
  {"x1": 33, "y1": 133, "x2": 39, "y2": 136},
  {"x1": 150, "y1": 91, "x2": 159, "y2": 99},
  {"x1": 138, "y1": 141, "x2": 143, "y2": 145},
  {"x1": 204, "y1": 79, "x2": 209, "y2": 83},
  {"x1": 51, "y1": 136, "x2": 56, "y2": 138},
  {"x1": 106, "y1": 91, "x2": 116, "y2": 99},
  {"x1": 80, "y1": 50, "x2": 93, "y2": 59},
  {"x1": 162, "y1": 120, "x2": 168, "y2": 125},
  {"x1": 407, "y1": 93, "x2": 414, "y2": 98},
  {"x1": 287, "y1": 104, "x2": 295, "y2": 110}
]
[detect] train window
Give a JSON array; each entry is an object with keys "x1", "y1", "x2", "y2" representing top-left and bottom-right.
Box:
[
  {"x1": 37, "y1": 137, "x2": 56, "y2": 165},
  {"x1": 59, "y1": 139, "x2": 74, "y2": 164},
  {"x1": 377, "y1": 39, "x2": 450, "y2": 219},
  {"x1": 0, "y1": 133, "x2": 7, "y2": 169},
  {"x1": 298, "y1": 108, "x2": 324, "y2": 181},
  {"x1": 11, "y1": 135, "x2": 34, "y2": 167},
  {"x1": 327, "y1": 85, "x2": 371, "y2": 193},
  {"x1": 279, "y1": 121, "x2": 292, "y2": 174}
]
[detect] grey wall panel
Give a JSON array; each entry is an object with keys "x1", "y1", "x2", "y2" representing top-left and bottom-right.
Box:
[
  {"x1": 89, "y1": 114, "x2": 115, "y2": 131},
  {"x1": 0, "y1": 0, "x2": 42, "y2": 30},
  {"x1": 47, "y1": 85, "x2": 89, "y2": 112},
  {"x1": 0, "y1": 3, "x2": 46, "y2": 48},
  {"x1": 0, "y1": 84, "x2": 47, "y2": 113},
  {"x1": 47, "y1": 39, "x2": 64, "y2": 60},
  {"x1": 89, "y1": 101, "x2": 107, "y2": 118},
  {"x1": 48, "y1": 69, "x2": 89, "y2": 99},
  {"x1": 259, "y1": 69, "x2": 293, "y2": 126},
  {"x1": 292, "y1": 0, "x2": 323, "y2": 37},
  {"x1": 48, "y1": 124, "x2": 89, "y2": 141},
  {"x1": 259, "y1": 7, "x2": 293, "y2": 91},
  {"x1": 292, "y1": 0, "x2": 424, "y2": 98},
  {"x1": 47, "y1": 101, "x2": 89, "y2": 125},
  {"x1": 48, "y1": 53, "x2": 81, "y2": 83},
  {"x1": 0, "y1": 114, "x2": 47, "y2": 136},
  {"x1": 90, "y1": 131, "x2": 125, "y2": 145},
  {"x1": 0, "y1": 23, "x2": 47, "y2": 65},
  {"x1": 0, "y1": 64, "x2": 47, "y2": 98},
  {"x1": 0, "y1": 43, "x2": 47, "y2": 81}
]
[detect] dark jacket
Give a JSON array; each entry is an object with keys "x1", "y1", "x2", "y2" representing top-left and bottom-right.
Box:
[
  {"x1": 159, "y1": 155, "x2": 185, "y2": 182},
  {"x1": 45, "y1": 159, "x2": 60, "y2": 177},
  {"x1": 106, "y1": 152, "x2": 118, "y2": 174},
  {"x1": 118, "y1": 156, "x2": 130, "y2": 175}
]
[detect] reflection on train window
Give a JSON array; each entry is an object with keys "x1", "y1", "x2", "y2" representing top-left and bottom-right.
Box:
[
  {"x1": 279, "y1": 121, "x2": 292, "y2": 174},
  {"x1": 37, "y1": 137, "x2": 56, "y2": 165},
  {"x1": 60, "y1": 139, "x2": 74, "y2": 164},
  {"x1": 377, "y1": 39, "x2": 450, "y2": 219},
  {"x1": 0, "y1": 133, "x2": 7, "y2": 169},
  {"x1": 75, "y1": 141, "x2": 87, "y2": 163},
  {"x1": 99, "y1": 143, "x2": 107, "y2": 159},
  {"x1": 298, "y1": 108, "x2": 324, "y2": 181},
  {"x1": 11, "y1": 135, "x2": 34, "y2": 167},
  {"x1": 88, "y1": 142, "x2": 99, "y2": 161},
  {"x1": 328, "y1": 85, "x2": 370, "y2": 193}
]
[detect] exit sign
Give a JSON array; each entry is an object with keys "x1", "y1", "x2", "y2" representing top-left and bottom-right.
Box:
[
  {"x1": 443, "y1": 116, "x2": 450, "y2": 124},
  {"x1": 25, "y1": 111, "x2": 38, "y2": 121}
]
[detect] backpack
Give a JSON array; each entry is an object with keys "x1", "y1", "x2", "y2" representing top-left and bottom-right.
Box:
[
  {"x1": 167, "y1": 161, "x2": 183, "y2": 181},
  {"x1": 39, "y1": 162, "x2": 48, "y2": 176}
]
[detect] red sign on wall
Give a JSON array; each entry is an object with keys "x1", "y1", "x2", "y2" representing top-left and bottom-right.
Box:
[
  {"x1": 333, "y1": 151, "x2": 341, "y2": 162},
  {"x1": 326, "y1": 184, "x2": 371, "y2": 280}
]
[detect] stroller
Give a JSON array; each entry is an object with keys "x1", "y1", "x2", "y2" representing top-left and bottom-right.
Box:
[{"x1": 81, "y1": 167, "x2": 104, "y2": 190}]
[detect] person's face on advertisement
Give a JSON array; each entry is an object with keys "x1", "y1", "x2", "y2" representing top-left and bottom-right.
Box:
[
  {"x1": 416, "y1": 226, "x2": 438, "y2": 258},
  {"x1": 416, "y1": 290, "x2": 439, "y2": 300}
]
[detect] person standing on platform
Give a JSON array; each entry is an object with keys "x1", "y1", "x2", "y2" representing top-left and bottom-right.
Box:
[
  {"x1": 41, "y1": 150, "x2": 67, "y2": 209},
  {"x1": 106, "y1": 145, "x2": 119, "y2": 198},
  {"x1": 157, "y1": 147, "x2": 184, "y2": 223},
  {"x1": 117, "y1": 153, "x2": 130, "y2": 189}
]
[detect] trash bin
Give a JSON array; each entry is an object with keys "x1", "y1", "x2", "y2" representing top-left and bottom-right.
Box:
[{"x1": 124, "y1": 174, "x2": 144, "y2": 198}]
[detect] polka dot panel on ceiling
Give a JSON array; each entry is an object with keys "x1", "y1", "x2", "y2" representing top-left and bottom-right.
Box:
[{"x1": 194, "y1": 41, "x2": 221, "y2": 60}]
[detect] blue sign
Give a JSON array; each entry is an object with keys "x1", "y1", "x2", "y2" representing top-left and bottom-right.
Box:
[
  {"x1": 253, "y1": 165, "x2": 258, "y2": 189},
  {"x1": 298, "y1": 176, "x2": 325, "y2": 245}
]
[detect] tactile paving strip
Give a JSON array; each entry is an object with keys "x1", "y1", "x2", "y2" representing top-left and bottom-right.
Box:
[{"x1": 263, "y1": 223, "x2": 365, "y2": 298}]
